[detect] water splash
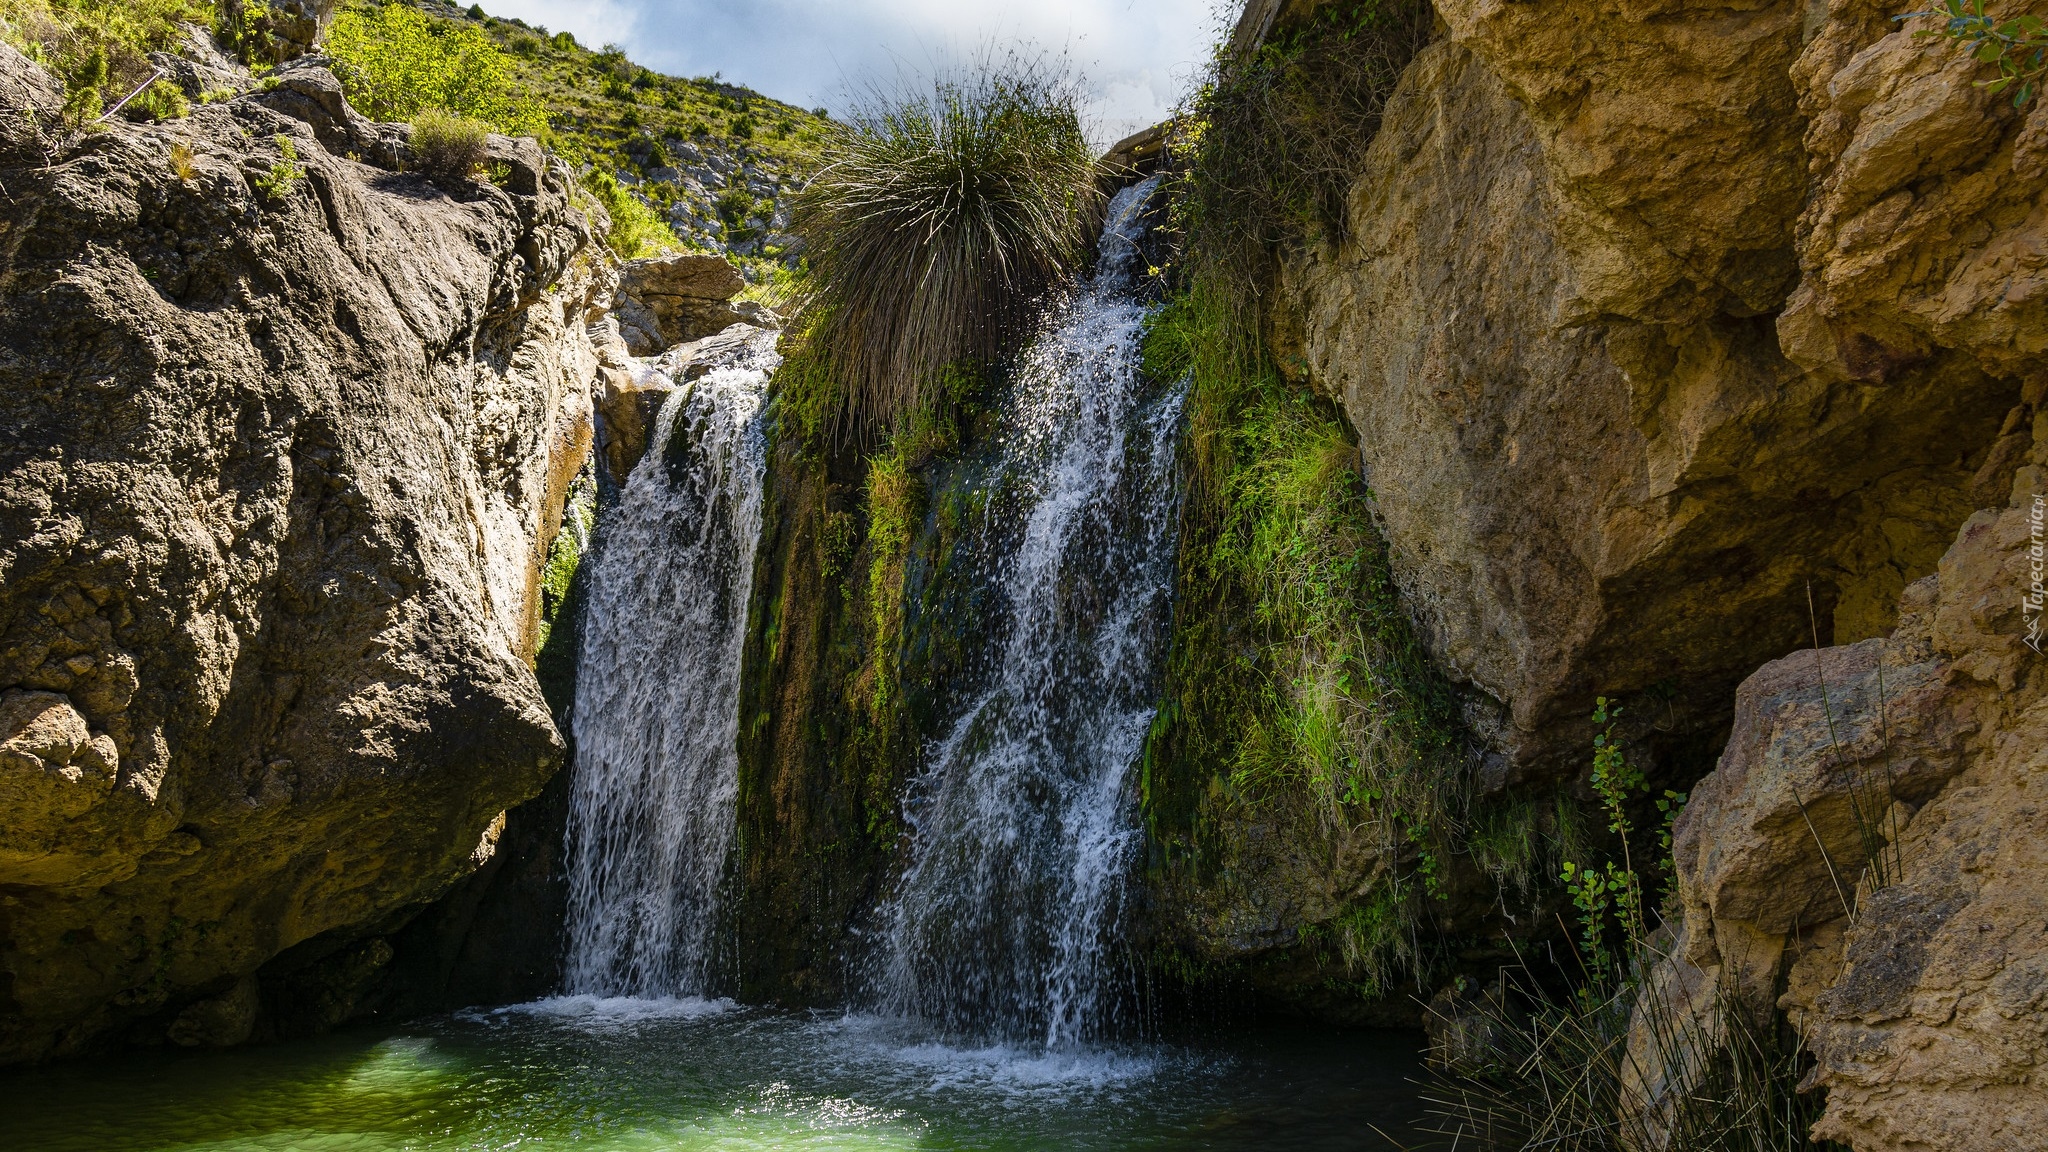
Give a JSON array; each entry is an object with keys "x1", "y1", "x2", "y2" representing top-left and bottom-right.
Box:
[
  {"x1": 871, "y1": 176, "x2": 1184, "y2": 1047},
  {"x1": 561, "y1": 328, "x2": 778, "y2": 997}
]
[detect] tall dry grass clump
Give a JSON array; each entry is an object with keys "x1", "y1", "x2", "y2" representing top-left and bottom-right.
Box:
[{"x1": 788, "y1": 55, "x2": 1097, "y2": 442}]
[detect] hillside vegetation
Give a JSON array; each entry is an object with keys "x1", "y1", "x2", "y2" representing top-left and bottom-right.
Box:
[{"x1": 0, "y1": 0, "x2": 830, "y2": 266}]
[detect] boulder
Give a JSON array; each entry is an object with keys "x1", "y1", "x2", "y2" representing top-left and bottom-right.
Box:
[
  {"x1": 0, "y1": 45, "x2": 601, "y2": 1061},
  {"x1": 613, "y1": 252, "x2": 759, "y2": 354}
]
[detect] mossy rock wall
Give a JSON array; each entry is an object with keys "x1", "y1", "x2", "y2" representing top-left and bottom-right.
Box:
[{"x1": 733, "y1": 404, "x2": 996, "y2": 1004}]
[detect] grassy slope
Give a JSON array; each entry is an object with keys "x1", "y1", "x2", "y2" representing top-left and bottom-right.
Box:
[{"x1": 402, "y1": 0, "x2": 828, "y2": 269}]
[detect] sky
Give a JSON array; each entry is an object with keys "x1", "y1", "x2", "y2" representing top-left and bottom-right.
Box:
[{"x1": 477, "y1": 0, "x2": 1230, "y2": 147}]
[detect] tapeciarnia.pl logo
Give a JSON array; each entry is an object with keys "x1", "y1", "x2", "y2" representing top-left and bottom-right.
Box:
[{"x1": 2029, "y1": 494, "x2": 2045, "y2": 653}]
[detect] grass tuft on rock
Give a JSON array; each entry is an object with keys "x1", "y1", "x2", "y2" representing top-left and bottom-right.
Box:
[
  {"x1": 787, "y1": 54, "x2": 1097, "y2": 442},
  {"x1": 409, "y1": 106, "x2": 489, "y2": 183}
]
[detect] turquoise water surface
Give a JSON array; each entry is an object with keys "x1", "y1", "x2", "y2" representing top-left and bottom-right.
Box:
[{"x1": 0, "y1": 997, "x2": 1427, "y2": 1151}]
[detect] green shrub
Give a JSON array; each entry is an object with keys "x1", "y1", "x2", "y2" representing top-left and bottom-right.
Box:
[
  {"x1": 581, "y1": 169, "x2": 681, "y2": 258},
  {"x1": 1, "y1": 0, "x2": 211, "y2": 125},
  {"x1": 409, "y1": 106, "x2": 489, "y2": 183},
  {"x1": 130, "y1": 76, "x2": 188, "y2": 120},
  {"x1": 325, "y1": 3, "x2": 546, "y2": 136},
  {"x1": 787, "y1": 54, "x2": 1096, "y2": 442}
]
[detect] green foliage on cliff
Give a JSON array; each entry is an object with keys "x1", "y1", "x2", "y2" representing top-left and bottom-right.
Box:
[
  {"x1": 1138, "y1": 282, "x2": 1472, "y2": 994},
  {"x1": 327, "y1": 3, "x2": 544, "y2": 135},
  {"x1": 787, "y1": 56, "x2": 1096, "y2": 442},
  {"x1": 340, "y1": 3, "x2": 829, "y2": 258},
  {"x1": 0, "y1": 0, "x2": 213, "y2": 122},
  {"x1": 1907, "y1": 0, "x2": 2048, "y2": 105},
  {"x1": 339, "y1": 2, "x2": 831, "y2": 167},
  {"x1": 580, "y1": 170, "x2": 682, "y2": 258}
]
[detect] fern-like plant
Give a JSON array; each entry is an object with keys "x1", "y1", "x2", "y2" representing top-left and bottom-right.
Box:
[{"x1": 787, "y1": 54, "x2": 1097, "y2": 441}]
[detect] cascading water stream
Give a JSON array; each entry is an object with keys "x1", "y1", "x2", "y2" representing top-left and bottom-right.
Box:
[
  {"x1": 560, "y1": 330, "x2": 778, "y2": 998},
  {"x1": 871, "y1": 176, "x2": 1183, "y2": 1048}
]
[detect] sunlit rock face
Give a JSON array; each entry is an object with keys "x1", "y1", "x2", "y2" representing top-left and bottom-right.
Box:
[
  {"x1": 1272, "y1": 5, "x2": 2034, "y2": 781},
  {"x1": 0, "y1": 45, "x2": 602, "y2": 1062}
]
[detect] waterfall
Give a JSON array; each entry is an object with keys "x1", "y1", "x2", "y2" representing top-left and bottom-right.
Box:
[
  {"x1": 560, "y1": 329, "x2": 778, "y2": 998},
  {"x1": 872, "y1": 176, "x2": 1183, "y2": 1047}
]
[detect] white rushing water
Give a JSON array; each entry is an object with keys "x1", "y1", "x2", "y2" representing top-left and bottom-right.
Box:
[
  {"x1": 560, "y1": 328, "x2": 778, "y2": 997},
  {"x1": 871, "y1": 176, "x2": 1184, "y2": 1047}
]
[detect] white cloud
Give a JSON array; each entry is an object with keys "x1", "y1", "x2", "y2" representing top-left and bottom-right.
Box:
[{"x1": 478, "y1": 0, "x2": 1229, "y2": 147}]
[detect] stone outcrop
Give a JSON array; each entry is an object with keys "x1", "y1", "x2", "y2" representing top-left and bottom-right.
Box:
[
  {"x1": 1642, "y1": 416, "x2": 2045, "y2": 1151},
  {"x1": 1272, "y1": 2, "x2": 2030, "y2": 782},
  {"x1": 1197, "y1": 0, "x2": 2045, "y2": 1086},
  {"x1": 1269, "y1": 4, "x2": 2023, "y2": 774},
  {"x1": 220, "y1": 0, "x2": 336, "y2": 66},
  {"x1": 0, "y1": 44, "x2": 603, "y2": 1061},
  {"x1": 612, "y1": 252, "x2": 772, "y2": 356}
]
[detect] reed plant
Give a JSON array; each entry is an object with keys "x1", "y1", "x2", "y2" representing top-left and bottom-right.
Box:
[{"x1": 787, "y1": 53, "x2": 1097, "y2": 443}]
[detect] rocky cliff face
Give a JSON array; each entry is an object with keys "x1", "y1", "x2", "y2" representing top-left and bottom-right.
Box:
[
  {"x1": 1249, "y1": 1, "x2": 2044, "y2": 1146},
  {"x1": 1273, "y1": 2, "x2": 2028, "y2": 782},
  {"x1": 1652, "y1": 445, "x2": 2048, "y2": 1150},
  {"x1": 0, "y1": 45, "x2": 603, "y2": 1060}
]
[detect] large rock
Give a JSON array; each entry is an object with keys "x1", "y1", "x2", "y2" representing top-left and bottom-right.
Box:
[
  {"x1": 1272, "y1": 5, "x2": 2028, "y2": 779},
  {"x1": 613, "y1": 252, "x2": 769, "y2": 355},
  {"x1": 0, "y1": 47, "x2": 603, "y2": 1061},
  {"x1": 1636, "y1": 416, "x2": 2048, "y2": 1151}
]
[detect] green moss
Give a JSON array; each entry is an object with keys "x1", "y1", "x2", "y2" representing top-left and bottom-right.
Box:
[{"x1": 1139, "y1": 281, "x2": 1472, "y2": 993}]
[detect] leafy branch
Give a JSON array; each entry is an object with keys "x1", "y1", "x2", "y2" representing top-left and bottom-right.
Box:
[{"x1": 1904, "y1": 0, "x2": 2048, "y2": 106}]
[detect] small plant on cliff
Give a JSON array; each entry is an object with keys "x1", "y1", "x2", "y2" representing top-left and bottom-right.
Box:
[
  {"x1": 325, "y1": 2, "x2": 547, "y2": 136},
  {"x1": 787, "y1": 53, "x2": 1096, "y2": 442},
  {"x1": 252, "y1": 133, "x2": 304, "y2": 202},
  {"x1": 168, "y1": 139, "x2": 196, "y2": 180},
  {"x1": 1423, "y1": 712, "x2": 1840, "y2": 1151},
  {"x1": 409, "y1": 106, "x2": 490, "y2": 184},
  {"x1": 1904, "y1": 0, "x2": 2048, "y2": 105}
]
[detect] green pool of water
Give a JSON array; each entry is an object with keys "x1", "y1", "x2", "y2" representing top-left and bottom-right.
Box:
[{"x1": 0, "y1": 997, "x2": 1428, "y2": 1151}]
